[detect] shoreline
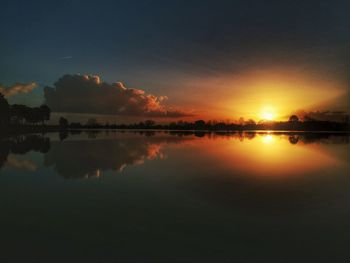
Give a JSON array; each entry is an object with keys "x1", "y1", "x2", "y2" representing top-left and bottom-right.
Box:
[{"x1": 0, "y1": 125, "x2": 349, "y2": 138}]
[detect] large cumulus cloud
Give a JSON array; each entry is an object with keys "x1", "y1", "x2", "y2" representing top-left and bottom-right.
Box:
[
  {"x1": 0, "y1": 82, "x2": 37, "y2": 97},
  {"x1": 44, "y1": 74, "x2": 190, "y2": 117}
]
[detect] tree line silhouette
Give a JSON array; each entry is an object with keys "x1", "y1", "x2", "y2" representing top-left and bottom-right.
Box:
[
  {"x1": 59, "y1": 115, "x2": 350, "y2": 132},
  {"x1": 0, "y1": 93, "x2": 51, "y2": 127}
]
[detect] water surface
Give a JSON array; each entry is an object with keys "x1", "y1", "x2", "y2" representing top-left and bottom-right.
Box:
[{"x1": 0, "y1": 131, "x2": 349, "y2": 262}]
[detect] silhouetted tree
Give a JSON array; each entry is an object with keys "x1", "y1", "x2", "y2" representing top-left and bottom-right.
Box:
[
  {"x1": 0, "y1": 140, "x2": 9, "y2": 169},
  {"x1": 39, "y1": 105, "x2": 51, "y2": 124},
  {"x1": 0, "y1": 93, "x2": 10, "y2": 126},
  {"x1": 289, "y1": 135, "x2": 299, "y2": 144},
  {"x1": 289, "y1": 115, "x2": 299, "y2": 122},
  {"x1": 59, "y1": 130, "x2": 69, "y2": 141},
  {"x1": 10, "y1": 135, "x2": 50, "y2": 154},
  {"x1": 145, "y1": 120, "x2": 156, "y2": 127},
  {"x1": 238, "y1": 117, "x2": 245, "y2": 125},
  {"x1": 86, "y1": 118, "x2": 98, "y2": 127},
  {"x1": 26, "y1": 107, "x2": 42, "y2": 125},
  {"x1": 70, "y1": 122, "x2": 83, "y2": 129},
  {"x1": 194, "y1": 120, "x2": 206, "y2": 128},
  {"x1": 9, "y1": 104, "x2": 52, "y2": 125},
  {"x1": 10, "y1": 104, "x2": 27, "y2": 124},
  {"x1": 194, "y1": 131, "x2": 206, "y2": 137},
  {"x1": 59, "y1": 117, "x2": 69, "y2": 128}
]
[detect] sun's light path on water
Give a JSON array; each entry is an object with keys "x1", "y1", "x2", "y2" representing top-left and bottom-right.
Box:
[
  {"x1": 262, "y1": 134, "x2": 275, "y2": 144},
  {"x1": 197, "y1": 133, "x2": 340, "y2": 177}
]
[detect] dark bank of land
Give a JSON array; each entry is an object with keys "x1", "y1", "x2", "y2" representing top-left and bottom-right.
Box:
[
  {"x1": 1, "y1": 115, "x2": 350, "y2": 138},
  {"x1": 1, "y1": 120, "x2": 349, "y2": 139},
  {"x1": 50, "y1": 115, "x2": 350, "y2": 133}
]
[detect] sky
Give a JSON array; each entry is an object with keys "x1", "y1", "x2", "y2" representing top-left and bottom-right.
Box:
[{"x1": 1, "y1": 0, "x2": 349, "y2": 123}]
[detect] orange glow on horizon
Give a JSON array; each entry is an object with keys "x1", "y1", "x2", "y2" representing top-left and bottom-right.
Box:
[
  {"x1": 260, "y1": 105, "x2": 277, "y2": 121},
  {"x1": 183, "y1": 67, "x2": 345, "y2": 122}
]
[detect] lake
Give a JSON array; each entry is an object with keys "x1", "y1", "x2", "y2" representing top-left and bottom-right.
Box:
[{"x1": 0, "y1": 131, "x2": 349, "y2": 262}]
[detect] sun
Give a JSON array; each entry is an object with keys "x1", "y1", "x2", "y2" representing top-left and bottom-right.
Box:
[
  {"x1": 261, "y1": 112, "x2": 275, "y2": 121},
  {"x1": 259, "y1": 105, "x2": 277, "y2": 121}
]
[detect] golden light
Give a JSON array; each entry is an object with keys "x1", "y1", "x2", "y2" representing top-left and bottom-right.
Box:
[
  {"x1": 262, "y1": 134, "x2": 274, "y2": 144},
  {"x1": 192, "y1": 68, "x2": 345, "y2": 122},
  {"x1": 202, "y1": 133, "x2": 340, "y2": 177},
  {"x1": 261, "y1": 112, "x2": 274, "y2": 121},
  {"x1": 260, "y1": 105, "x2": 277, "y2": 121}
]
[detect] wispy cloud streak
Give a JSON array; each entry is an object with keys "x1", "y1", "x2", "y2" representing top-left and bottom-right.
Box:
[{"x1": 0, "y1": 82, "x2": 37, "y2": 97}]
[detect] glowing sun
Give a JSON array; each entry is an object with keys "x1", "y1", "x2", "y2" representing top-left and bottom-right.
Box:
[
  {"x1": 258, "y1": 105, "x2": 278, "y2": 121},
  {"x1": 261, "y1": 112, "x2": 275, "y2": 121}
]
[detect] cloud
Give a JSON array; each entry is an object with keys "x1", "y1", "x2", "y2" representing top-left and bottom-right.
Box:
[
  {"x1": 293, "y1": 109, "x2": 349, "y2": 123},
  {"x1": 5, "y1": 155, "x2": 37, "y2": 172},
  {"x1": 59, "y1": 56, "x2": 73, "y2": 60},
  {"x1": 44, "y1": 74, "x2": 190, "y2": 117},
  {"x1": 0, "y1": 82, "x2": 37, "y2": 97}
]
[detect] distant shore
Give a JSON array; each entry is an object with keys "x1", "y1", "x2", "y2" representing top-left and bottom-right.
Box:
[{"x1": 1, "y1": 122, "x2": 349, "y2": 138}]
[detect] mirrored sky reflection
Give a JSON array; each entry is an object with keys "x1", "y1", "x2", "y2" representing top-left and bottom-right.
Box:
[
  {"x1": 1, "y1": 131, "x2": 348, "y2": 179},
  {"x1": 0, "y1": 131, "x2": 350, "y2": 262}
]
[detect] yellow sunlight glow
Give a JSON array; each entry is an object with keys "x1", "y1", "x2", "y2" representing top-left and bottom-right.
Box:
[
  {"x1": 261, "y1": 112, "x2": 274, "y2": 121},
  {"x1": 201, "y1": 133, "x2": 340, "y2": 176},
  {"x1": 260, "y1": 105, "x2": 277, "y2": 121},
  {"x1": 262, "y1": 134, "x2": 274, "y2": 144},
  {"x1": 191, "y1": 68, "x2": 345, "y2": 121}
]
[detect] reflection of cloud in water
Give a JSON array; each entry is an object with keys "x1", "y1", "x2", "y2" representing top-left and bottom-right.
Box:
[
  {"x1": 0, "y1": 135, "x2": 50, "y2": 170},
  {"x1": 44, "y1": 135, "x2": 185, "y2": 179},
  {"x1": 5, "y1": 155, "x2": 37, "y2": 171}
]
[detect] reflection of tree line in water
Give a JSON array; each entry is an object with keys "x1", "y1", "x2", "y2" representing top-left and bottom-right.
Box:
[
  {"x1": 164, "y1": 131, "x2": 350, "y2": 145},
  {"x1": 0, "y1": 131, "x2": 349, "y2": 178}
]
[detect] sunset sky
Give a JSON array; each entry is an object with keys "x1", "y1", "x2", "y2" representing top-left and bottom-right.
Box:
[{"x1": 1, "y1": 0, "x2": 349, "y2": 123}]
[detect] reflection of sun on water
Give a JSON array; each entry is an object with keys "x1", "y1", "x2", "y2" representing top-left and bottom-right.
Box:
[
  {"x1": 262, "y1": 134, "x2": 274, "y2": 144},
  {"x1": 200, "y1": 133, "x2": 340, "y2": 176}
]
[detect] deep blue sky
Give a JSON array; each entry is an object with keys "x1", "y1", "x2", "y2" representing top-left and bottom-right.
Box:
[{"x1": 1, "y1": 0, "x2": 350, "y2": 108}]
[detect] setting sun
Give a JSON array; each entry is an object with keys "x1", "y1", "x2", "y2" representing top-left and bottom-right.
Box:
[
  {"x1": 260, "y1": 105, "x2": 277, "y2": 121},
  {"x1": 261, "y1": 112, "x2": 274, "y2": 121}
]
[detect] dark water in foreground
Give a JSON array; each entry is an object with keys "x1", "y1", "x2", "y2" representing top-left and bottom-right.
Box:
[{"x1": 0, "y1": 131, "x2": 349, "y2": 262}]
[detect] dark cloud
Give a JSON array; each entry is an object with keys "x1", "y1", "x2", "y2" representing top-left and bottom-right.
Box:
[
  {"x1": 44, "y1": 74, "x2": 190, "y2": 117},
  {"x1": 0, "y1": 82, "x2": 37, "y2": 97},
  {"x1": 294, "y1": 109, "x2": 349, "y2": 123}
]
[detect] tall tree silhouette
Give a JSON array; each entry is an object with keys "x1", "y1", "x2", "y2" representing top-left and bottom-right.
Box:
[
  {"x1": 59, "y1": 117, "x2": 69, "y2": 128},
  {"x1": 0, "y1": 140, "x2": 9, "y2": 169},
  {"x1": 289, "y1": 115, "x2": 299, "y2": 122},
  {"x1": 10, "y1": 104, "x2": 28, "y2": 124},
  {"x1": 39, "y1": 105, "x2": 51, "y2": 124},
  {"x1": 0, "y1": 93, "x2": 10, "y2": 126}
]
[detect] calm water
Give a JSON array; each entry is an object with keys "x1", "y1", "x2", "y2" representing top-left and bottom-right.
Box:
[{"x1": 0, "y1": 131, "x2": 349, "y2": 262}]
